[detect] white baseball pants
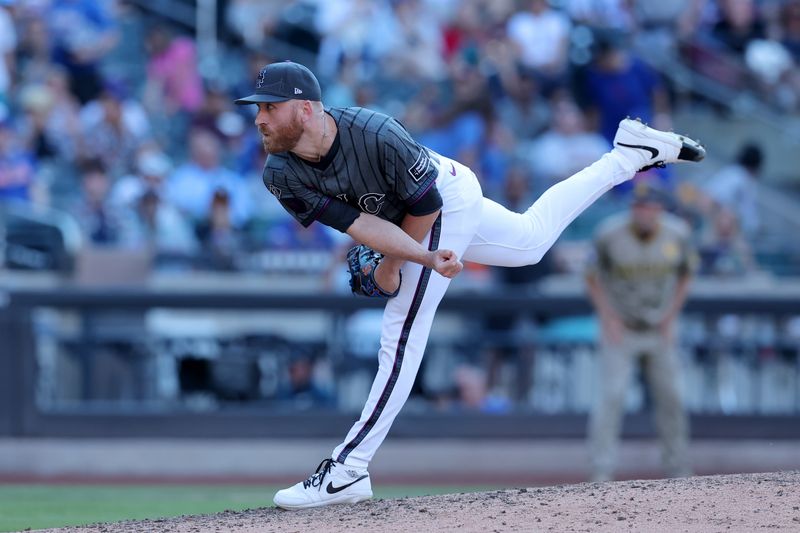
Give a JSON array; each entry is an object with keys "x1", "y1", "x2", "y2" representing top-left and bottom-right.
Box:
[{"x1": 333, "y1": 151, "x2": 636, "y2": 468}]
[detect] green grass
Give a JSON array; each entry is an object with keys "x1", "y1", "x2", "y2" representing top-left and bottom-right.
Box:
[{"x1": 0, "y1": 484, "x2": 500, "y2": 532}]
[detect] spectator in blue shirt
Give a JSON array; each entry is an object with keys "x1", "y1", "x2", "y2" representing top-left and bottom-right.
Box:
[
  {"x1": 577, "y1": 30, "x2": 670, "y2": 144},
  {"x1": 0, "y1": 118, "x2": 36, "y2": 203},
  {"x1": 165, "y1": 129, "x2": 252, "y2": 229}
]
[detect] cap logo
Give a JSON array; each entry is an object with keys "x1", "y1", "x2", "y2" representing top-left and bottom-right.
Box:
[{"x1": 237, "y1": 61, "x2": 321, "y2": 103}]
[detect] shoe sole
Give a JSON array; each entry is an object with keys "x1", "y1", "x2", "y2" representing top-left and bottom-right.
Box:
[
  {"x1": 274, "y1": 492, "x2": 373, "y2": 510},
  {"x1": 619, "y1": 119, "x2": 706, "y2": 163}
]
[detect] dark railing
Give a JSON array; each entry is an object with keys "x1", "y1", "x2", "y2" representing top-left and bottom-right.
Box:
[{"x1": 1, "y1": 282, "x2": 799, "y2": 439}]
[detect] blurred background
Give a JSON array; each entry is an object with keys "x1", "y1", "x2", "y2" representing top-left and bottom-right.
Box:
[{"x1": 1, "y1": 0, "x2": 800, "y2": 490}]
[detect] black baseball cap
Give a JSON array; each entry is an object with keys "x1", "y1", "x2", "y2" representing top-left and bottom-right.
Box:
[{"x1": 234, "y1": 61, "x2": 322, "y2": 105}]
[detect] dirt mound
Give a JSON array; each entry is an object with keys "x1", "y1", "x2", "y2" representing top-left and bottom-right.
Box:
[{"x1": 39, "y1": 471, "x2": 800, "y2": 532}]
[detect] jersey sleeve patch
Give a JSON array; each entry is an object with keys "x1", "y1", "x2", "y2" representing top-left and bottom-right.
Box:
[{"x1": 408, "y1": 150, "x2": 431, "y2": 182}]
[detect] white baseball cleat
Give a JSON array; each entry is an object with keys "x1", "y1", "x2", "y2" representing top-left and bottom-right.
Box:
[
  {"x1": 613, "y1": 117, "x2": 706, "y2": 172},
  {"x1": 273, "y1": 458, "x2": 372, "y2": 510}
]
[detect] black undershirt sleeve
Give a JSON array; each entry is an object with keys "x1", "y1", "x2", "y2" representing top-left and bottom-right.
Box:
[
  {"x1": 406, "y1": 183, "x2": 443, "y2": 216},
  {"x1": 316, "y1": 198, "x2": 362, "y2": 233}
]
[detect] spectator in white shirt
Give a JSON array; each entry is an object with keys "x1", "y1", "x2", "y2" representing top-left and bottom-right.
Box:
[
  {"x1": 704, "y1": 142, "x2": 763, "y2": 240},
  {"x1": 506, "y1": 0, "x2": 571, "y2": 92}
]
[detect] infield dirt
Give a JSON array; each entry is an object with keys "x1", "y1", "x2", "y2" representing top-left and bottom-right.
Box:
[{"x1": 37, "y1": 470, "x2": 800, "y2": 532}]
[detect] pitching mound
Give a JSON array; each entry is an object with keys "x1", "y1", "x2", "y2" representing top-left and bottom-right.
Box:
[{"x1": 41, "y1": 471, "x2": 800, "y2": 532}]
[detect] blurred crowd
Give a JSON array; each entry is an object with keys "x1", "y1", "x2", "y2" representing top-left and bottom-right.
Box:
[
  {"x1": 8, "y1": 1, "x2": 800, "y2": 436},
  {"x1": 0, "y1": 0, "x2": 796, "y2": 279}
]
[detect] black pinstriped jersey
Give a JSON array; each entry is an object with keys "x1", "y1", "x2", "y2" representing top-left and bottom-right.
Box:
[{"x1": 262, "y1": 107, "x2": 439, "y2": 229}]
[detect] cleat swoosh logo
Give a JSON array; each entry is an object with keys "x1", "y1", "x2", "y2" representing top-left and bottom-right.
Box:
[
  {"x1": 449, "y1": 163, "x2": 456, "y2": 176},
  {"x1": 617, "y1": 142, "x2": 659, "y2": 159},
  {"x1": 326, "y1": 475, "x2": 369, "y2": 494}
]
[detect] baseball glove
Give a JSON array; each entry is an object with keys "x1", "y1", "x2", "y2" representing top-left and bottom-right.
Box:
[{"x1": 346, "y1": 244, "x2": 401, "y2": 298}]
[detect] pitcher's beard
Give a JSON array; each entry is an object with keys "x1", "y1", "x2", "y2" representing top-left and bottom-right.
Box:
[{"x1": 260, "y1": 118, "x2": 303, "y2": 154}]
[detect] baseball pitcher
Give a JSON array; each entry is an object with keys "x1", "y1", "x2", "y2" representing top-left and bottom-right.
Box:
[{"x1": 234, "y1": 61, "x2": 705, "y2": 509}]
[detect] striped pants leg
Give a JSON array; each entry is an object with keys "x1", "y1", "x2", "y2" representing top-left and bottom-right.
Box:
[{"x1": 332, "y1": 167, "x2": 483, "y2": 469}]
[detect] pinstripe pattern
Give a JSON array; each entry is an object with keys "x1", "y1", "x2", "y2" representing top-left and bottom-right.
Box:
[{"x1": 263, "y1": 107, "x2": 438, "y2": 228}]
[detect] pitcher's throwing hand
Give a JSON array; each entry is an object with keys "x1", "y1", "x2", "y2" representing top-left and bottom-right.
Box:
[{"x1": 429, "y1": 249, "x2": 463, "y2": 278}]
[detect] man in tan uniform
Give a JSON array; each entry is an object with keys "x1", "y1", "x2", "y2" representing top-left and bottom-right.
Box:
[{"x1": 585, "y1": 182, "x2": 696, "y2": 482}]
